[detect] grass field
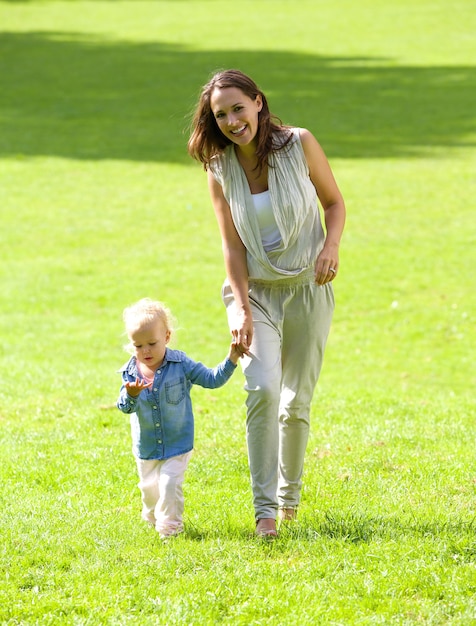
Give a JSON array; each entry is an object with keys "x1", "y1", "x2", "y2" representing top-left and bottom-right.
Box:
[{"x1": 1, "y1": 1, "x2": 475, "y2": 624}]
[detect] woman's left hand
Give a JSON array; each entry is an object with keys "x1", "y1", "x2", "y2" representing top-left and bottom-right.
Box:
[{"x1": 314, "y1": 244, "x2": 339, "y2": 285}]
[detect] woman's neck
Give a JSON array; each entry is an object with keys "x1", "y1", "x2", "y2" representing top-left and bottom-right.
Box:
[
  {"x1": 235, "y1": 145, "x2": 268, "y2": 193},
  {"x1": 235, "y1": 141, "x2": 257, "y2": 159}
]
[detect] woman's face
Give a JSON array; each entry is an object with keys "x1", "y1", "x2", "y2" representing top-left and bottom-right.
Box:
[{"x1": 210, "y1": 87, "x2": 263, "y2": 148}]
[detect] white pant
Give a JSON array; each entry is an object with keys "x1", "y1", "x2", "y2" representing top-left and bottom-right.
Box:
[
  {"x1": 223, "y1": 277, "x2": 334, "y2": 520},
  {"x1": 135, "y1": 451, "x2": 192, "y2": 536}
]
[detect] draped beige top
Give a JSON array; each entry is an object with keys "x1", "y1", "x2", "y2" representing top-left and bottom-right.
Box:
[{"x1": 209, "y1": 128, "x2": 325, "y2": 281}]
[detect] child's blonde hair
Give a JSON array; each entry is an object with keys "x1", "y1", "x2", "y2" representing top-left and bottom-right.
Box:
[{"x1": 123, "y1": 298, "x2": 175, "y2": 338}]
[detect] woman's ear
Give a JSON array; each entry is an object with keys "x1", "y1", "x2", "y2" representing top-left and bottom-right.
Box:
[{"x1": 256, "y1": 94, "x2": 263, "y2": 112}]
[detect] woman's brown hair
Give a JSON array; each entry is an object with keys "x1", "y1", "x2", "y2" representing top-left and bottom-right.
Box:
[{"x1": 187, "y1": 69, "x2": 291, "y2": 173}]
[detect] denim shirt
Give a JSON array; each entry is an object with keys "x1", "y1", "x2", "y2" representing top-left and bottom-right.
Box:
[{"x1": 117, "y1": 348, "x2": 237, "y2": 460}]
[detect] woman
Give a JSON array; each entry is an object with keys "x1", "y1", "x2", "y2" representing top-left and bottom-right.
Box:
[{"x1": 188, "y1": 69, "x2": 346, "y2": 537}]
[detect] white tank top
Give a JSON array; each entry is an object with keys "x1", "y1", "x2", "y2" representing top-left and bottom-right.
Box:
[{"x1": 251, "y1": 190, "x2": 281, "y2": 252}]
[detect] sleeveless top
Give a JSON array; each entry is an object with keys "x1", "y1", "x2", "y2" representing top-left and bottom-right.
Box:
[{"x1": 209, "y1": 127, "x2": 325, "y2": 281}]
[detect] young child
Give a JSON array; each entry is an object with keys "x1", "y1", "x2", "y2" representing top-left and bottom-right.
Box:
[{"x1": 117, "y1": 298, "x2": 241, "y2": 539}]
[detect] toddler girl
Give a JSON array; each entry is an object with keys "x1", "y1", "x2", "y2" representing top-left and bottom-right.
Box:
[{"x1": 117, "y1": 298, "x2": 240, "y2": 538}]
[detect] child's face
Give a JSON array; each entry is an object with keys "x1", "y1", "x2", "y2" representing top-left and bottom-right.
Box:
[{"x1": 129, "y1": 318, "x2": 170, "y2": 371}]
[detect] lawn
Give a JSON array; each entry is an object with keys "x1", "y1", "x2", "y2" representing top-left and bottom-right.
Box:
[{"x1": 0, "y1": 0, "x2": 475, "y2": 624}]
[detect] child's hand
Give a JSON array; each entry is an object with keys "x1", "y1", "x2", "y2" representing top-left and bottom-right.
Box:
[
  {"x1": 125, "y1": 378, "x2": 152, "y2": 397},
  {"x1": 228, "y1": 341, "x2": 244, "y2": 365}
]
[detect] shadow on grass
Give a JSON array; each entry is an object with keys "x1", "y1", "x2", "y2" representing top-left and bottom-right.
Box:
[{"x1": 1, "y1": 31, "x2": 475, "y2": 162}]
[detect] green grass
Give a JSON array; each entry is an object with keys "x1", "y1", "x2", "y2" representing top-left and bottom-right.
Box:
[{"x1": 0, "y1": 0, "x2": 475, "y2": 624}]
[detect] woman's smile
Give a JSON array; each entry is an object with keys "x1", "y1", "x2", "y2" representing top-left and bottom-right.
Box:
[{"x1": 231, "y1": 124, "x2": 247, "y2": 136}]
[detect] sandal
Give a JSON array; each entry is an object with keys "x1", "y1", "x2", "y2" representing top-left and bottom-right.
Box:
[
  {"x1": 278, "y1": 508, "x2": 297, "y2": 522},
  {"x1": 255, "y1": 518, "x2": 277, "y2": 538}
]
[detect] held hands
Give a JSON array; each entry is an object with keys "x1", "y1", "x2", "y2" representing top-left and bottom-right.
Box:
[
  {"x1": 314, "y1": 243, "x2": 339, "y2": 285},
  {"x1": 125, "y1": 378, "x2": 152, "y2": 398},
  {"x1": 228, "y1": 341, "x2": 244, "y2": 364},
  {"x1": 228, "y1": 339, "x2": 249, "y2": 363}
]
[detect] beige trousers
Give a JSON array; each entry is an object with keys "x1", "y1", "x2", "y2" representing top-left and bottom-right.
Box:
[{"x1": 223, "y1": 277, "x2": 334, "y2": 520}]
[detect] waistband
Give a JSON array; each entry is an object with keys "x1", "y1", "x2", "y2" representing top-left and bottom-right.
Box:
[{"x1": 248, "y1": 266, "x2": 315, "y2": 288}]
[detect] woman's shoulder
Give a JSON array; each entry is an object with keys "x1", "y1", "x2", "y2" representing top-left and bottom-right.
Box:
[
  {"x1": 296, "y1": 128, "x2": 324, "y2": 152},
  {"x1": 210, "y1": 144, "x2": 233, "y2": 167},
  {"x1": 273, "y1": 126, "x2": 314, "y2": 148},
  {"x1": 280, "y1": 127, "x2": 314, "y2": 143},
  {"x1": 271, "y1": 127, "x2": 307, "y2": 157},
  {"x1": 272, "y1": 125, "x2": 295, "y2": 141}
]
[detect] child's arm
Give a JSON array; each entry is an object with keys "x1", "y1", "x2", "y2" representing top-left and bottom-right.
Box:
[{"x1": 184, "y1": 348, "x2": 238, "y2": 389}]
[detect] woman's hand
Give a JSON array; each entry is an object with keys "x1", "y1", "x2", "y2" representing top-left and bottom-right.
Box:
[{"x1": 315, "y1": 242, "x2": 339, "y2": 285}]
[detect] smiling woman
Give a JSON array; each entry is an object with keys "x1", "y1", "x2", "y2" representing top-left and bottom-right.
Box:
[{"x1": 188, "y1": 69, "x2": 346, "y2": 538}]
